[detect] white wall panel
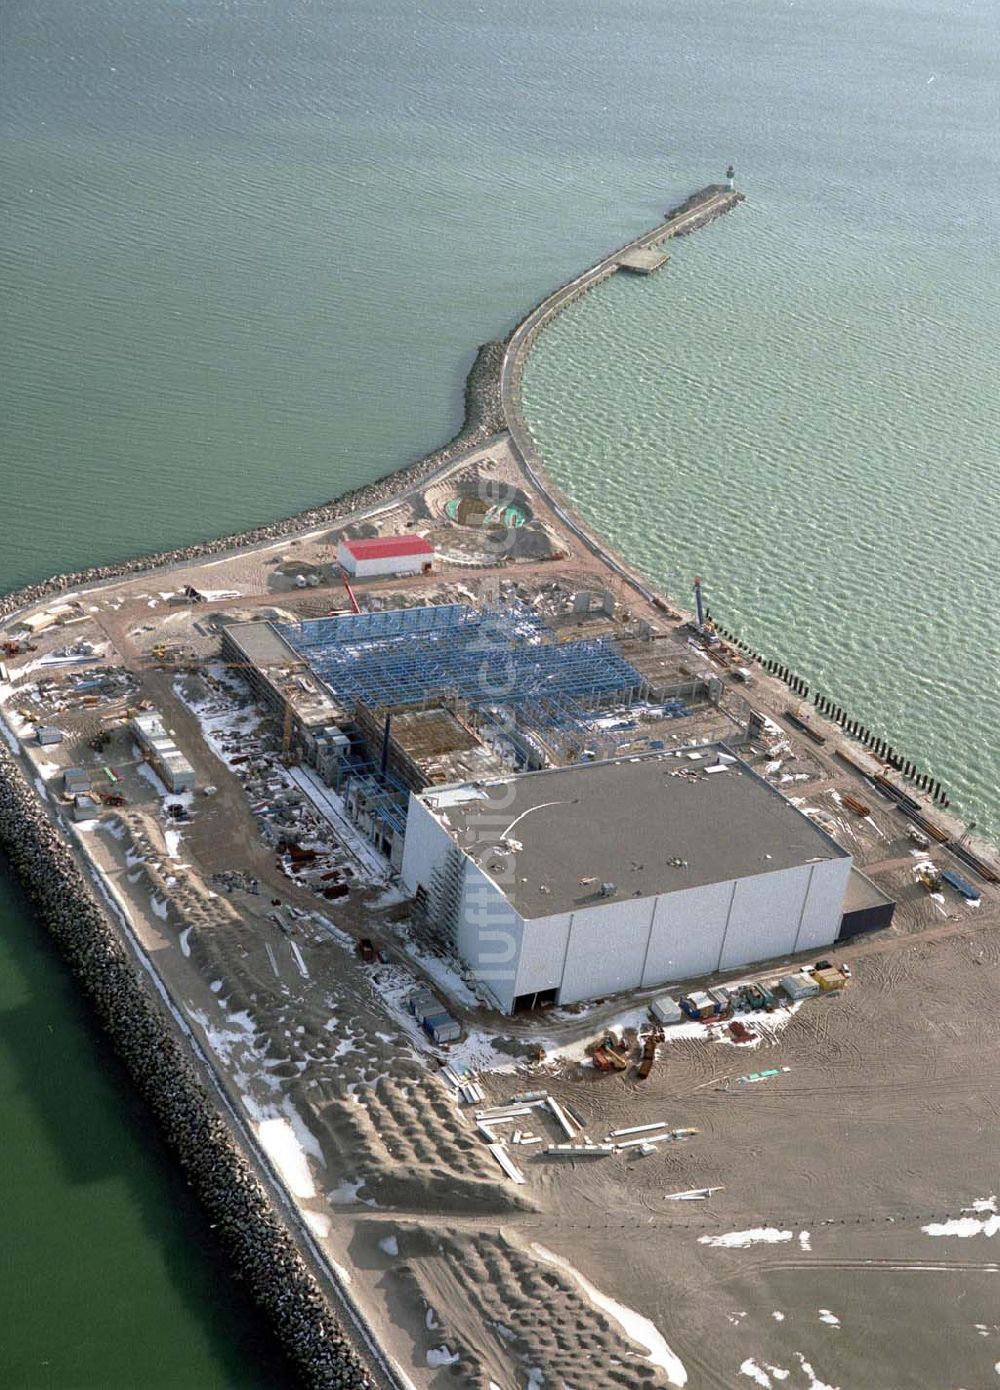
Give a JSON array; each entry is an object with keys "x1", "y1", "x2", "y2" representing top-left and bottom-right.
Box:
[
  {"x1": 456, "y1": 860, "x2": 523, "y2": 1014},
  {"x1": 559, "y1": 896, "x2": 654, "y2": 1005},
  {"x1": 399, "y1": 794, "x2": 445, "y2": 894},
  {"x1": 794, "y1": 858, "x2": 851, "y2": 953},
  {"x1": 515, "y1": 911, "x2": 572, "y2": 998},
  {"x1": 719, "y1": 866, "x2": 811, "y2": 971},
  {"x1": 640, "y1": 879, "x2": 735, "y2": 986}
]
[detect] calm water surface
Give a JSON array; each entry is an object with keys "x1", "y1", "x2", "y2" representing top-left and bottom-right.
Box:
[{"x1": 1, "y1": 0, "x2": 997, "y2": 1381}]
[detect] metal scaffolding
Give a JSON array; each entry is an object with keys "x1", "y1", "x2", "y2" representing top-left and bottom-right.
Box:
[
  {"x1": 277, "y1": 604, "x2": 646, "y2": 727},
  {"x1": 277, "y1": 604, "x2": 652, "y2": 844}
]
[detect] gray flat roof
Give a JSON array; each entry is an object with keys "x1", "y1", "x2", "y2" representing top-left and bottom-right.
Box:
[
  {"x1": 420, "y1": 746, "x2": 847, "y2": 920},
  {"x1": 843, "y1": 866, "x2": 894, "y2": 913},
  {"x1": 222, "y1": 620, "x2": 306, "y2": 668},
  {"x1": 223, "y1": 621, "x2": 340, "y2": 728}
]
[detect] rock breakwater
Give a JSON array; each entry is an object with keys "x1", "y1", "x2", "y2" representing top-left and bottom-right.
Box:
[
  {"x1": 0, "y1": 337, "x2": 508, "y2": 627},
  {"x1": 0, "y1": 739, "x2": 378, "y2": 1390}
]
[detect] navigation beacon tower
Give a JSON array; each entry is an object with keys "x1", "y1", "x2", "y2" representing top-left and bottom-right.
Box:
[{"x1": 726, "y1": 164, "x2": 736, "y2": 191}]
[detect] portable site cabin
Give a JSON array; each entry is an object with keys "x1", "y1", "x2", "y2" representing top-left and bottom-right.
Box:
[
  {"x1": 409, "y1": 990, "x2": 442, "y2": 1025},
  {"x1": 424, "y1": 1011, "x2": 461, "y2": 1044},
  {"x1": 680, "y1": 990, "x2": 718, "y2": 1021},
  {"x1": 813, "y1": 967, "x2": 846, "y2": 992},
  {"x1": 651, "y1": 995, "x2": 683, "y2": 1026},
  {"x1": 779, "y1": 971, "x2": 821, "y2": 1002}
]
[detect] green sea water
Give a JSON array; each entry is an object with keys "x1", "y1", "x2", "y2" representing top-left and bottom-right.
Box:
[{"x1": 1, "y1": 0, "x2": 997, "y2": 1382}]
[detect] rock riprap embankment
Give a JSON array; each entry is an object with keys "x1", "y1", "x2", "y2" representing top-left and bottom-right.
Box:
[
  {"x1": 0, "y1": 739, "x2": 376, "y2": 1389},
  {"x1": 0, "y1": 336, "x2": 508, "y2": 626}
]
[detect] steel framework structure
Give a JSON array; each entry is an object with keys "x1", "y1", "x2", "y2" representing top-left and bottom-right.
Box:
[{"x1": 277, "y1": 605, "x2": 646, "y2": 724}]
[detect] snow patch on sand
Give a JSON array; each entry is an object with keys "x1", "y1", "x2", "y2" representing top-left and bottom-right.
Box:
[
  {"x1": 532, "y1": 1243, "x2": 686, "y2": 1386},
  {"x1": 923, "y1": 1214, "x2": 1000, "y2": 1239},
  {"x1": 699, "y1": 1228, "x2": 793, "y2": 1249},
  {"x1": 303, "y1": 1210, "x2": 330, "y2": 1239},
  {"x1": 799, "y1": 1230, "x2": 812, "y2": 1251},
  {"x1": 329, "y1": 1178, "x2": 375, "y2": 1206},
  {"x1": 740, "y1": 1361, "x2": 772, "y2": 1388},
  {"x1": 379, "y1": 1235, "x2": 399, "y2": 1257},
  {"x1": 426, "y1": 1347, "x2": 459, "y2": 1367},
  {"x1": 258, "y1": 1118, "x2": 315, "y2": 1199},
  {"x1": 135, "y1": 761, "x2": 168, "y2": 796},
  {"x1": 794, "y1": 1352, "x2": 839, "y2": 1389},
  {"x1": 818, "y1": 1309, "x2": 840, "y2": 1327}
]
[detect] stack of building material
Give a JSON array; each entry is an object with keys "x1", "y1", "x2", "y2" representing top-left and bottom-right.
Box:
[
  {"x1": 544, "y1": 1143, "x2": 614, "y2": 1158},
  {"x1": 487, "y1": 1144, "x2": 526, "y2": 1184},
  {"x1": 547, "y1": 1096, "x2": 577, "y2": 1139},
  {"x1": 612, "y1": 1129, "x2": 697, "y2": 1151}
]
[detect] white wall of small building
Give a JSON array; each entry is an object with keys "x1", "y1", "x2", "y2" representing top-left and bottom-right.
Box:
[{"x1": 336, "y1": 541, "x2": 428, "y2": 578}]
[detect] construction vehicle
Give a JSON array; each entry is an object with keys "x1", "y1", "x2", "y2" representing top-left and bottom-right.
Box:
[
  {"x1": 592, "y1": 1042, "x2": 628, "y2": 1073},
  {"x1": 915, "y1": 862, "x2": 942, "y2": 893},
  {"x1": 636, "y1": 1032, "x2": 661, "y2": 1080}
]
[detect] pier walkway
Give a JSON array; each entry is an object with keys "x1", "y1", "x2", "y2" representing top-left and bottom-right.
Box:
[{"x1": 499, "y1": 185, "x2": 744, "y2": 610}]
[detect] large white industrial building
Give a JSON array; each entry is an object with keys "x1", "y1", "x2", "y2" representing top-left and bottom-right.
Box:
[{"x1": 401, "y1": 746, "x2": 854, "y2": 1013}]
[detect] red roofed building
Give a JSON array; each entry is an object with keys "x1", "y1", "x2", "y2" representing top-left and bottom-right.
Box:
[{"x1": 337, "y1": 534, "x2": 434, "y2": 578}]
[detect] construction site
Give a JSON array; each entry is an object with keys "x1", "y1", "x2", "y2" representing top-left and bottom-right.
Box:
[
  {"x1": 3, "y1": 428, "x2": 999, "y2": 1390},
  {"x1": 2, "y1": 180, "x2": 998, "y2": 1388}
]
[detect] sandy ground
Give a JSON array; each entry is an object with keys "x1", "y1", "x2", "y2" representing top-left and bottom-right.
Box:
[{"x1": 4, "y1": 436, "x2": 1000, "y2": 1390}]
